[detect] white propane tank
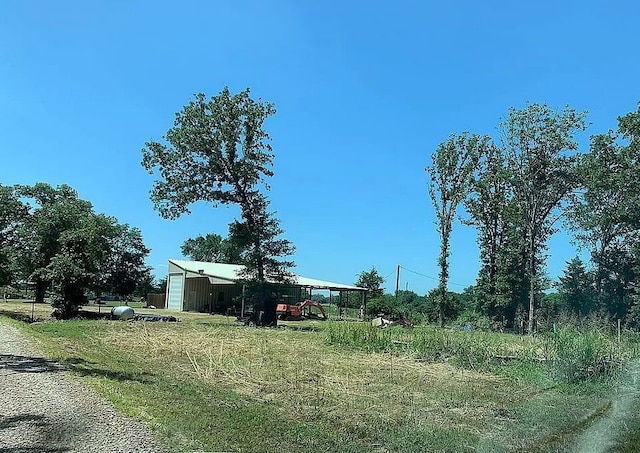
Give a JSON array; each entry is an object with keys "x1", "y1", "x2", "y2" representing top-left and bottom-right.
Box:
[{"x1": 110, "y1": 306, "x2": 135, "y2": 320}]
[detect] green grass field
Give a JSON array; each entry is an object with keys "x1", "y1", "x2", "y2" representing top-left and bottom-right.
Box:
[{"x1": 2, "y1": 300, "x2": 640, "y2": 452}]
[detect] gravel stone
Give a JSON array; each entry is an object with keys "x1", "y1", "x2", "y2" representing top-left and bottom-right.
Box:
[{"x1": 0, "y1": 322, "x2": 169, "y2": 452}]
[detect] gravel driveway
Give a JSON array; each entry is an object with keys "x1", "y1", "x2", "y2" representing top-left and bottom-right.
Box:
[{"x1": 0, "y1": 322, "x2": 168, "y2": 453}]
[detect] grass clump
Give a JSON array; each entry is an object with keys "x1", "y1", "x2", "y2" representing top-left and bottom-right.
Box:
[
  {"x1": 324, "y1": 321, "x2": 397, "y2": 352},
  {"x1": 543, "y1": 325, "x2": 624, "y2": 383}
]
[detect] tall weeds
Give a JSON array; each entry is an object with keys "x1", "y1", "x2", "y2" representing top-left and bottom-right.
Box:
[
  {"x1": 543, "y1": 325, "x2": 622, "y2": 382},
  {"x1": 325, "y1": 323, "x2": 515, "y2": 371},
  {"x1": 325, "y1": 322, "x2": 639, "y2": 382}
]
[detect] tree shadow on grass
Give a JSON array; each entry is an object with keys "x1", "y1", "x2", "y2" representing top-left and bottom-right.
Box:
[
  {"x1": 0, "y1": 354, "x2": 154, "y2": 383},
  {"x1": 61, "y1": 357, "x2": 155, "y2": 384},
  {"x1": 1, "y1": 308, "x2": 112, "y2": 322},
  {"x1": 0, "y1": 310, "x2": 47, "y2": 323},
  {"x1": 75, "y1": 310, "x2": 111, "y2": 320},
  {"x1": 278, "y1": 324, "x2": 322, "y2": 332}
]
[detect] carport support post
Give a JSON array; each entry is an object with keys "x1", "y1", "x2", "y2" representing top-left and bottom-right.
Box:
[
  {"x1": 241, "y1": 284, "x2": 246, "y2": 317},
  {"x1": 360, "y1": 291, "x2": 366, "y2": 319}
]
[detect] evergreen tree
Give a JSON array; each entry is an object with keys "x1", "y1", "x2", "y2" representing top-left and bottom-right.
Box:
[{"x1": 556, "y1": 257, "x2": 596, "y2": 316}]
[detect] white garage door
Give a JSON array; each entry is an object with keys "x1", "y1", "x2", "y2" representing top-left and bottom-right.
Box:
[{"x1": 167, "y1": 274, "x2": 184, "y2": 311}]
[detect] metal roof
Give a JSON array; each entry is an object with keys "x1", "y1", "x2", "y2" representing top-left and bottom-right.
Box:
[{"x1": 169, "y1": 259, "x2": 367, "y2": 292}]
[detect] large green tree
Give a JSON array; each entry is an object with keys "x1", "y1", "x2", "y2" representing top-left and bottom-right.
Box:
[
  {"x1": 98, "y1": 223, "x2": 151, "y2": 298},
  {"x1": 355, "y1": 267, "x2": 384, "y2": 298},
  {"x1": 6, "y1": 183, "x2": 151, "y2": 317},
  {"x1": 46, "y1": 216, "x2": 151, "y2": 318},
  {"x1": 466, "y1": 147, "x2": 534, "y2": 325},
  {"x1": 556, "y1": 257, "x2": 596, "y2": 317},
  {"x1": 181, "y1": 232, "x2": 244, "y2": 264},
  {"x1": 449, "y1": 104, "x2": 586, "y2": 329},
  {"x1": 570, "y1": 103, "x2": 640, "y2": 320},
  {"x1": 142, "y1": 87, "x2": 295, "y2": 325},
  {"x1": 45, "y1": 214, "x2": 112, "y2": 318},
  {"x1": 501, "y1": 104, "x2": 587, "y2": 333},
  {"x1": 464, "y1": 143, "x2": 516, "y2": 319},
  {"x1": 0, "y1": 184, "x2": 25, "y2": 285},
  {"x1": 426, "y1": 133, "x2": 485, "y2": 326},
  {"x1": 11, "y1": 183, "x2": 95, "y2": 302}
]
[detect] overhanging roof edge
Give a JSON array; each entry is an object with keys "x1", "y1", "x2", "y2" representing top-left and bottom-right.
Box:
[{"x1": 168, "y1": 259, "x2": 368, "y2": 292}]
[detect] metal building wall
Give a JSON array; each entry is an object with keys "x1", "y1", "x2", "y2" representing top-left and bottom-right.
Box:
[
  {"x1": 182, "y1": 278, "x2": 244, "y2": 313},
  {"x1": 210, "y1": 285, "x2": 243, "y2": 312},
  {"x1": 183, "y1": 277, "x2": 213, "y2": 312},
  {"x1": 171, "y1": 271, "x2": 308, "y2": 313},
  {"x1": 278, "y1": 286, "x2": 303, "y2": 302}
]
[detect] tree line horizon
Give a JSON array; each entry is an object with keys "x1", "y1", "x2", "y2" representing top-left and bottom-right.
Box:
[{"x1": 2, "y1": 86, "x2": 639, "y2": 327}]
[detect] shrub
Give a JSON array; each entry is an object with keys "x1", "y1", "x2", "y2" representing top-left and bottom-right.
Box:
[{"x1": 454, "y1": 310, "x2": 493, "y2": 331}]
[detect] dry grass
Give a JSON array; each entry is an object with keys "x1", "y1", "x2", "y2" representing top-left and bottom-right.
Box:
[
  {"x1": 0, "y1": 299, "x2": 52, "y2": 321},
  {"x1": 97, "y1": 320, "x2": 521, "y2": 442},
  {"x1": 1, "y1": 301, "x2": 628, "y2": 451}
]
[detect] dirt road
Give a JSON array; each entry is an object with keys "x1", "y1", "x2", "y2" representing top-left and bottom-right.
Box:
[{"x1": 0, "y1": 322, "x2": 168, "y2": 453}]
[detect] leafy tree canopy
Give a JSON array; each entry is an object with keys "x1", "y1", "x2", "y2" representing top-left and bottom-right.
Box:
[
  {"x1": 3, "y1": 183, "x2": 151, "y2": 318},
  {"x1": 426, "y1": 133, "x2": 486, "y2": 325},
  {"x1": 181, "y1": 232, "x2": 245, "y2": 264},
  {"x1": 141, "y1": 87, "x2": 295, "y2": 286},
  {"x1": 556, "y1": 257, "x2": 596, "y2": 317},
  {"x1": 142, "y1": 86, "x2": 295, "y2": 326},
  {"x1": 355, "y1": 267, "x2": 385, "y2": 299}
]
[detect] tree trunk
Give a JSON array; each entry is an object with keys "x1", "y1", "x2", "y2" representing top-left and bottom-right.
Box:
[
  {"x1": 527, "y1": 230, "x2": 536, "y2": 335},
  {"x1": 438, "y1": 229, "x2": 450, "y2": 327},
  {"x1": 35, "y1": 280, "x2": 47, "y2": 303},
  {"x1": 488, "y1": 236, "x2": 498, "y2": 313},
  {"x1": 253, "y1": 234, "x2": 277, "y2": 327}
]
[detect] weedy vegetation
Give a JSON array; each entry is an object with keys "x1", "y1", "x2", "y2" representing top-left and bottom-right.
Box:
[{"x1": 2, "y1": 301, "x2": 640, "y2": 452}]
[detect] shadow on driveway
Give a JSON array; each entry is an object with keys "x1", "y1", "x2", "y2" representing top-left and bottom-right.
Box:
[
  {"x1": 0, "y1": 354, "x2": 65, "y2": 373},
  {"x1": 0, "y1": 413, "x2": 71, "y2": 453},
  {"x1": 0, "y1": 354, "x2": 153, "y2": 383}
]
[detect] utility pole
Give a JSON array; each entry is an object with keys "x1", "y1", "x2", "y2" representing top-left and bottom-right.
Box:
[{"x1": 395, "y1": 265, "x2": 400, "y2": 300}]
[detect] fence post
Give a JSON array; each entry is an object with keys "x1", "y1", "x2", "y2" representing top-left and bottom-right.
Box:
[{"x1": 618, "y1": 319, "x2": 621, "y2": 343}]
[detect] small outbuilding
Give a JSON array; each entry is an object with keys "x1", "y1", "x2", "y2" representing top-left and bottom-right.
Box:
[{"x1": 165, "y1": 259, "x2": 368, "y2": 314}]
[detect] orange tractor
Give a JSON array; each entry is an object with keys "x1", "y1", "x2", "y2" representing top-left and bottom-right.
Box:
[{"x1": 276, "y1": 299, "x2": 328, "y2": 321}]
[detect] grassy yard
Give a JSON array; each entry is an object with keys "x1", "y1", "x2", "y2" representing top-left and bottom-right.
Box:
[{"x1": 1, "y1": 300, "x2": 639, "y2": 452}]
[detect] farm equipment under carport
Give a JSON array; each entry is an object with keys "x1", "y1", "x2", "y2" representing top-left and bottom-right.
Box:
[{"x1": 276, "y1": 299, "x2": 328, "y2": 321}]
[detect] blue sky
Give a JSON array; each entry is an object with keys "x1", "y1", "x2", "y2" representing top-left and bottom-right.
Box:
[{"x1": 1, "y1": 0, "x2": 638, "y2": 295}]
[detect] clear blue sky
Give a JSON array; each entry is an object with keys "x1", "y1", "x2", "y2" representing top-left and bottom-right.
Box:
[{"x1": 1, "y1": 1, "x2": 638, "y2": 295}]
